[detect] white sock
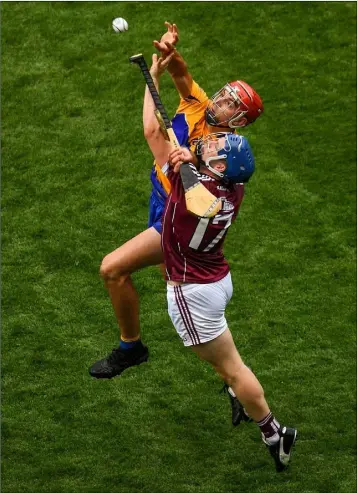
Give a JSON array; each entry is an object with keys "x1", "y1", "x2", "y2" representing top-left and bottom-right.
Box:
[{"x1": 262, "y1": 431, "x2": 280, "y2": 445}]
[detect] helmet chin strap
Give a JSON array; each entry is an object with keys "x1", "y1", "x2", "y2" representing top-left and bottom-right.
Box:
[
  {"x1": 203, "y1": 155, "x2": 227, "y2": 179},
  {"x1": 207, "y1": 121, "x2": 231, "y2": 130},
  {"x1": 228, "y1": 116, "x2": 248, "y2": 129},
  {"x1": 206, "y1": 113, "x2": 247, "y2": 129}
]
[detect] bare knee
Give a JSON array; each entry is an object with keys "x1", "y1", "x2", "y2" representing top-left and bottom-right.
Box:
[
  {"x1": 219, "y1": 365, "x2": 243, "y2": 388},
  {"x1": 213, "y1": 356, "x2": 244, "y2": 383},
  {"x1": 223, "y1": 365, "x2": 265, "y2": 400},
  {"x1": 100, "y1": 254, "x2": 128, "y2": 284},
  {"x1": 225, "y1": 369, "x2": 243, "y2": 389}
]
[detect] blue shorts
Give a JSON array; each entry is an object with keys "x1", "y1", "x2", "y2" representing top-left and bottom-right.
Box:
[
  {"x1": 149, "y1": 164, "x2": 169, "y2": 234},
  {"x1": 148, "y1": 189, "x2": 166, "y2": 234}
]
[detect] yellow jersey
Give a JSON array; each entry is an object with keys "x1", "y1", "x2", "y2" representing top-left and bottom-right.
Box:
[{"x1": 153, "y1": 80, "x2": 211, "y2": 195}]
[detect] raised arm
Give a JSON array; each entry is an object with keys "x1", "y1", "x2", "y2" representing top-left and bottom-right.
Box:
[
  {"x1": 153, "y1": 22, "x2": 193, "y2": 99},
  {"x1": 143, "y1": 53, "x2": 174, "y2": 168}
]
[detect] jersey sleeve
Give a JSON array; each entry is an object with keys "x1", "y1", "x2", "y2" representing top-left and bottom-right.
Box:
[
  {"x1": 171, "y1": 80, "x2": 210, "y2": 149},
  {"x1": 154, "y1": 163, "x2": 172, "y2": 195},
  {"x1": 176, "y1": 80, "x2": 209, "y2": 113}
]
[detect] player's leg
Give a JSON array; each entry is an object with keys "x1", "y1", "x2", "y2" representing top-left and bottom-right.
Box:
[
  {"x1": 167, "y1": 276, "x2": 250, "y2": 424},
  {"x1": 191, "y1": 330, "x2": 297, "y2": 472},
  {"x1": 89, "y1": 227, "x2": 163, "y2": 379},
  {"x1": 167, "y1": 277, "x2": 297, "y2": 471},
  {"x1": 191, "y1": 330, "x2": 269, "y2": 421},
  {"x1": 101, "y1": 227, "x2": 163, "y2": 339}
]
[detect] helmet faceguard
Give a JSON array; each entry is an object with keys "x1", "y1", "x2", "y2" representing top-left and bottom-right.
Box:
[
  {"x1": 196, "y1": 133, "x2": 255, "y2": 183},
  {"x1": 206, "y1": 81, "x2": 263, "y2": 129}
]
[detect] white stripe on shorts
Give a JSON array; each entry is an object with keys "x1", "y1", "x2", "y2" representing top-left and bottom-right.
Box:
[{"x1": 174, "y1": 286, "x2": 200, "y2": 345}]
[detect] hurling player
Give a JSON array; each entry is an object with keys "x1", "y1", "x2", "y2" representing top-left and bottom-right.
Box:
[
  {"x1": 89, "y1": 22, "x2": 263, "y2": 422},
  {"x1": 144, "y1": 73, "x2": 297, "y2": 471}
]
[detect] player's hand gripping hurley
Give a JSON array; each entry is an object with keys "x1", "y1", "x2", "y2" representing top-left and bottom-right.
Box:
[{"x1": 130, "y1": 54, "x2": 221, "y2": 218}]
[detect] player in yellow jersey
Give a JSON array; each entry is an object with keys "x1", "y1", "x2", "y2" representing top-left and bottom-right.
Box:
[
  {"x1": 151, "y1": 23, "x2": 263, "y2": 230},
  {"x1": 89, "y1": 24, "x2": 263, "y2": 414}
]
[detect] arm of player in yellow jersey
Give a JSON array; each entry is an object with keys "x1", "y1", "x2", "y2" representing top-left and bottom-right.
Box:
[
  {"x1": 143, "y1": 53, "x2": 174, "y2": 168},
  {"x1": 165, "y1": 48, "x2": 193, "y2": 100},
  {"x1": 153, "y1": 22, "x2": 193, "y2": 99}
]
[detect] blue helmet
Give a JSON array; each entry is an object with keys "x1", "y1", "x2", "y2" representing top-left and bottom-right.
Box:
[{"x1": 196, "y1": 133, "x2": 255, "y2": 183}]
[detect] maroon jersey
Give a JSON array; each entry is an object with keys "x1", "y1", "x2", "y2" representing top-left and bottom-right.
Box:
[{"x1": 161, "y1": 165, "x2": 244, "y2": 283}]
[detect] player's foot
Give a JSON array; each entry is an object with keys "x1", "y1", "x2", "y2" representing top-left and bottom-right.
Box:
[
  {"x1": 263, "y1": 426, "x2": 297, "y2": 472},
  {"x1": 221, "y1": 384, "x2": 252, "y2": 426},
  {"x1": 89, "y1": 341, "x2": 149, "y2": 379}
]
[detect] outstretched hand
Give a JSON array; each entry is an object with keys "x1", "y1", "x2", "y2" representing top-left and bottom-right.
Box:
[
  {"x1": 149, "y1": 51, "x2": 175, "y2": 79},
  {"x1": 168, "y1": 147, "x2": 196, "y2": 173},
  {"x1": 153, "y1": 22, "x2": 179, "y2": 57}
]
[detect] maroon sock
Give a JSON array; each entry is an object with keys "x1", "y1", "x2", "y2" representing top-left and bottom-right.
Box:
[{"x1": 257, "y1": 412, "x2": 280, "y2": 444}]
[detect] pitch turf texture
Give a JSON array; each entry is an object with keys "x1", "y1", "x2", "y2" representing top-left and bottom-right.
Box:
[{"x1": 1, "y1": 2, "x2": 356, "y2": 492}]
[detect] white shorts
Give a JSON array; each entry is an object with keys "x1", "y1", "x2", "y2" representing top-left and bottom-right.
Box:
[{"x1": 167, "y1": 272, "x2": 233, "y2": 346}]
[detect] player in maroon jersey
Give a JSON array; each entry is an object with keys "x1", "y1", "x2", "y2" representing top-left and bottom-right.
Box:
[
  {"x1": 144, "y1": 88, "x2": 297, "y2": 471},
  {"x1": 167, "y1": 140, "x2": 297, "y2": 472}
]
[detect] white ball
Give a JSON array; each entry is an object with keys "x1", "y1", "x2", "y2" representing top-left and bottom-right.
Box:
[{"x1": 112, "y1": 17, "x2": 128, "y2": 33}]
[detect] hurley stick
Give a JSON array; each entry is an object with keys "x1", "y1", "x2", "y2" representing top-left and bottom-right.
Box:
[{"x1": 130, "y1": 53, "x2": 221, "y2": 218}]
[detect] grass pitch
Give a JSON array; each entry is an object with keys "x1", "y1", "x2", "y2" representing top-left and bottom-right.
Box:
[{"x1": 1, "y1": 2, "x2": 356, "y2": 493}]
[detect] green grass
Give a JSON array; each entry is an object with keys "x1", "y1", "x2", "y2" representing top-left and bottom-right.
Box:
[{"x1": 1, "y1": 2, "x2": 356, "y2": 493}]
